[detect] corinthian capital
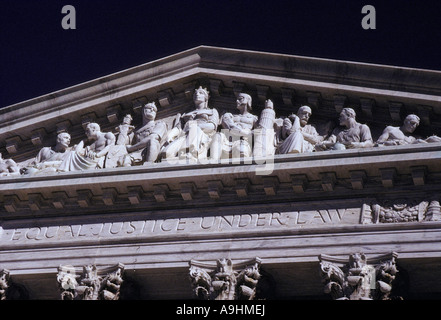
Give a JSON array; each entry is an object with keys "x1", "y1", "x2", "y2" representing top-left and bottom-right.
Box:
[
  {"x1": 189, "y1": 257, "x2": 262, "y2": 300},
  {"x1": 0, "y1": 269, "x2": 10, "y2": 300},
  {"x1": 319, "y1": 252, "x2": 399, "y2": 300},
  {"x1": 57, "y1": 263, "x2": 124, "y2": 300}
]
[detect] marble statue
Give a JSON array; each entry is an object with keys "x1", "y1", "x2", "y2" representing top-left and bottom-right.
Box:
[
  {"x1": 0, "y1": 153, "x2": 20, "y2": 177},
  {"x1": 277, "y1": 105, "x2": 322, "y2": 154},
  {"x1": 118, "y1": 102, "x2": 167, "y2": 166},
  {"x1": 161, "y1": 87, "x2": 219, "y2": 162},
  {"x1": 315, "y1": 107, "x2": 373, "y2": 151},
  {"x1": 376, "y1": 114, "x2": 441, "y2": 146},
  {"x1": 211, "y1": 93, "x2": 258, "y2": 160},
  {"x1": 58, "y1": 122, "x2": 115, "y2": 171},
  {"x1": 22, "y1": 132, "x2": 73, "y2": 174},
  {"x1": 115, "y1": 114, "x2": 135, "y2": 146},
  {"x1": 253, "y1": 99, "x2": 278, "y2": 157}
]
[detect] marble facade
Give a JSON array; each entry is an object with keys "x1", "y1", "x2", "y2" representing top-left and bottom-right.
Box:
[{"x1": 1, "y1": 46, "x2": 441, "y2": 299}]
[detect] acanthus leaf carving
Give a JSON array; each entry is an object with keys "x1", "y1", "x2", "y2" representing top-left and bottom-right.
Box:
[
  {"x1": 57, "y1": 263, "x2": 124, "y2": 300},
  {"x1": 0, "y1": 269, "x2": 10, "y2": 300},
  {"x1": 319, "y1": 252, "x2": 400, "y2": 300},
  {"x1": 189, "y1": 257, "x2": 262, "y2": 300}
]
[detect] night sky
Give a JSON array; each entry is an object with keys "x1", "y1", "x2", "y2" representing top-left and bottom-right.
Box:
[{"x1": 1, "y1": 0, "x2": 441, "y2": 108}]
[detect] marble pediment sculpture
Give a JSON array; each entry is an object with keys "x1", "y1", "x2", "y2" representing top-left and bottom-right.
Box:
[
  {"x1": 0, "y1": 153, "x2": 20, "y2": 177},
  {"x1": 210, "y1": 92, "x2": 258, "y2": 160},
  {"x1": 160, "y1": 86, "x2": 219, "y2": 162},
  {"x1": 376, "y1": 114, "x2": 441, "y2": 146},
  {"x1": 2, "y1": 88, "x2": 441, "y2": 178},
  {"x1": 276, "y1": 105, "x2": 322, "y2": 154},
  {"x1": 57, "y1": 122, "x2": 116, "y2": 172},
  {"x1": 116, "y1": 102, "x2": 168, "y2": 167},
  {"x1": 315, "y1": 107, "x2": 374, "y2": 151}
]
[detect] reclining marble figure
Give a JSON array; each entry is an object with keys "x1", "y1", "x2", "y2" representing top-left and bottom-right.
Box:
[
  {"x1": 315, "y1": 107, "x2": 373, "y2": 151},
  {"x1": 0, "y1": 153, "x2": 20, "y2": 177},
  {"x1": 376, "y1": 114, "x2": 441, "y2": 146}
]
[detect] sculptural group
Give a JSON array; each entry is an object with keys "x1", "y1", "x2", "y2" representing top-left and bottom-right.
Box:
[{"x1": 2, "y1": 86, "x2": 441, "y2": 177}]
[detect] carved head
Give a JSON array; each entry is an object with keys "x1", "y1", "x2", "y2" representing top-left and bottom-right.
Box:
[
  {"x1": 193, "y1": 86, "x2": 209, "y2": 104},
  {"x1": 403, "y1": 114, "x2": 420, "y2": 133},
  {"x1": 339, "y1": 108, "x2": 356, "y2": 127},
  {"x1": 297, "y1": 105, "x2": 312, "y2": 126},
  {"x1": 264, "y1": 99, "x2": 274, "y2": 109},
  {"x1": 122, "y1": 114, "x2": 133, "y2": 125},
  {"x1": 56, "y1": 132, "x2": 71, "y2": 150},
  {"x1": 237, "y1": 93, "x2": 252, "y2": 111},
  {"x1": 143, "y1": 102, "x2": 157, "y2": 121},
  {"x1": 85, "y1": 123, "x2": 101, "y2": 140}
]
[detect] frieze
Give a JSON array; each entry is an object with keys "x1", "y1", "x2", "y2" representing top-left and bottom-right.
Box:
[
  {"x1": 2, "y1": 196, "x2": 440, "y2": 246},
  {"x1": 1, "y1": 208, "x2": 361, "y2": 246}
]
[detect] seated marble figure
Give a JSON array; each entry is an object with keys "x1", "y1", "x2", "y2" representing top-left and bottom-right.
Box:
[
  {"x1": 117, "y1": 102, "x2": 167, "y2": 166},
  {"x1": 57, "y1": 122, "x2": 115, "y2": 171},
  {"x1": 276, "y1": 105, "x2": 322, "y2": 154},
  {"x1": 376, "y1": 114, "x2": 441, "y2": 146},
  {"x1": 315, "y1": 107, "x2": 373, "y2": 151},
  {"x1": 210, "y1": 93, "x2": 258, "y2": 160},
  {"x1": 161, "y1": 87, "x2": 219, "y2": 162},
  {"x1": 23, "y1": 132, "x2": 73, "y2": 174}
]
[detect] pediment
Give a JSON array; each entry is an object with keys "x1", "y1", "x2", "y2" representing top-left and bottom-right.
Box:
[
  {"x1": 1, "y1": 46, "x2": 441, "y2": 218},
  {"x1": 2, "y1": 46, "x2": 441, "y2": 160}
]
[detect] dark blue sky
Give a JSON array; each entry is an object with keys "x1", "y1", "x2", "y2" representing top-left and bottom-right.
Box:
[{"x1": 1, "y1": 0, "x2": 441, "y2": 108}]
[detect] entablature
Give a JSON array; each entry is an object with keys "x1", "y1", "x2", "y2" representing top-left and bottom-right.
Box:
[{"x1": 1, "y1": 142, "x2": 441, "y2": 219}]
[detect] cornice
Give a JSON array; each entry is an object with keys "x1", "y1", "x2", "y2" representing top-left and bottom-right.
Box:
[{"x1": 1, "y1": 143, "x2": 440, "y2": 219}]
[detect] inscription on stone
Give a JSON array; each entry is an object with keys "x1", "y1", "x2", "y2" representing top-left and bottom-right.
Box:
[{"x1": 1, "y1": 208, "x2": 360, "y2": 245}]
